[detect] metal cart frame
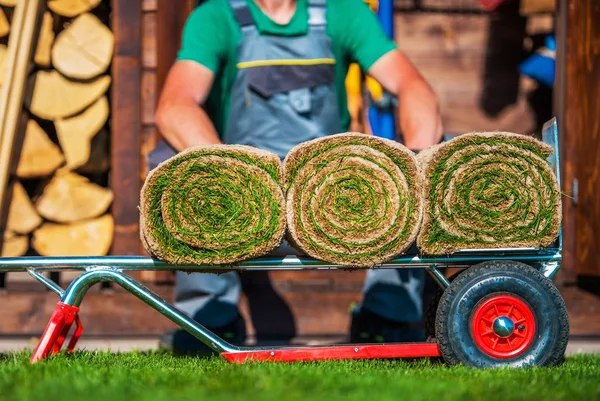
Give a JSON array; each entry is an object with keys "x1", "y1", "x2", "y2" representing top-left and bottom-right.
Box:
[{"x1": 0, "y1": 119, "x2": 563, "y2": 365}]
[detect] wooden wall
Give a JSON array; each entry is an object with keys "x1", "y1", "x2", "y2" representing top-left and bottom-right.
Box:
[
  {"x1": 111, "y1": 0, "x2": 167, "y2": 282},
  {"x1": 111, "y1": 0, "x2": 142, "y2": 263},
  {"x1": 565, "y1": 0, "x2": 600, "y2": 278},
  {"x1": 141, "y1": 0, "x2": 158, "y2": 184},
  {"x1": 395, "y1": 12, "x2": 546, "y2": 135},
  {"x1": 3, "y1": 0, "x2": 600, "y2": 340},
  {"x1": 110, "y1": 0, "x2": 172, "y2": 267},
  {"x1": 139, "y1": 0, "x2": 159, "y2": 282}
]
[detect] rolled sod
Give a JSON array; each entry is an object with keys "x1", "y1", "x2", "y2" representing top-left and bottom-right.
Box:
[
  {"x1": 140, "y1": 145, "x2": 286, "y2": 265},
  {"x1": 284, "y1": 133, "x2": 423, "y2": 267},
  {"x1": 417, "y1": 132, "x2": 562, "y2": 255}
]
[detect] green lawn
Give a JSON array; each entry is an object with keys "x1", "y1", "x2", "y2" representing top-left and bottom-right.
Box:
[{"x1": 1, "y1": 352, "x2": 599, "y2": 401}]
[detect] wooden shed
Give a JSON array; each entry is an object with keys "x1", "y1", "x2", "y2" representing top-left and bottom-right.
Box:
[{"x1": 1, "y1": 0, "x2": 599, "y2": 341}]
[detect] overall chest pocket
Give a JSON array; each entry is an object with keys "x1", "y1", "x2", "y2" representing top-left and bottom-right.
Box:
[{"x1": 245, "y1": 63, "x2": 336, "y2": 113}]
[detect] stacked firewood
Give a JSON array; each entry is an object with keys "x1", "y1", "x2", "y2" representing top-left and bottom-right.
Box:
[{"x1": 2, "y1": 0, "x2": 113, "y2": 257}]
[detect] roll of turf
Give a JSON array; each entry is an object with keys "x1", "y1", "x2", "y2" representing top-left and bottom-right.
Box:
[
  {"x1": 284, "y1": 133, "x2": 423, "y2": 267},
  {"x1": 417, "y1": 132, "x2": 562, "y2": 255},
  {"x1": 140, "y1": 145, "x2": 286, "y2": 265}
]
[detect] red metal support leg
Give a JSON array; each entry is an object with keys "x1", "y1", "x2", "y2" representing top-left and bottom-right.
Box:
[
  {"x1": 31, "y1": 302, "x2": 80, "y2": 363},
  {"x1": 67, "y1": 315, "x2": 84, "y2": 353}
]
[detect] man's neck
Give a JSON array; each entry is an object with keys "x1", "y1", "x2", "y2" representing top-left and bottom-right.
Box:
[{"x1": 253, "y1": 0, "x2": 297, "y2": 24}]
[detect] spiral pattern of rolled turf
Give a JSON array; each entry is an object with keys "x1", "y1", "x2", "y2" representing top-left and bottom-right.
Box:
[
  {"x1": 140, "y1": 145, "x2": 286, "y2": 265},
  {"x1": 417, "y1": 132, "x2": 562, "y2": 255},
  {"x1": 284, "y1": 133, "x2": 423, "y2": 267}
]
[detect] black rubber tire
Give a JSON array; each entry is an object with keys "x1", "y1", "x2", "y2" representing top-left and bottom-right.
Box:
[
  {"x1": 424, "y1": 271, "x2": 461, "y2": 341},
  {"x1": 436, "y1": 260, "x2": 569, "y2": 368}
]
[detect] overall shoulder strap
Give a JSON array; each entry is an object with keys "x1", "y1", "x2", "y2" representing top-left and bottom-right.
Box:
[
  {"x1": 228, "y1": 0, "x2": 255, "y2": 27},
  {"x1": 308, "y1": 0, "x2": 326, "y2": 26}
]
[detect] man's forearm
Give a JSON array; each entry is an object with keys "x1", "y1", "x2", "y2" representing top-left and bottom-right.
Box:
[
  {"x1": 155, "y1": 100, "x2": 221, "y2": 152},
  {"x1": 397, "y1": 81, "x2": 443, "y2": 151}
]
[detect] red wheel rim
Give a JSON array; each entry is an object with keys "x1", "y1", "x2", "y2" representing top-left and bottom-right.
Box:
[{"x1": 471, "y1": 294, "x2": 536, "y2": 359}]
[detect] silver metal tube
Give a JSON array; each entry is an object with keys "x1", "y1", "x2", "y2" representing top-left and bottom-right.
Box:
[
  {"x1": 26, "y1": 269, "x2": 65, "y2": 297},
  {"x1": 425, "y1": 266, "x2": 451, "y2": 289},
  {"x1": 542, "y1": 118, "x2": 563, "y2": 253},
  {"x1": 0, "y1": 251, "x2": 562, "y2": 273},
  {"x1": 60, "y1": 269, "x2": 237, "y2": 353},
  {"x1": 539, "y1": 261, "x2": 561, "y2": 280}
]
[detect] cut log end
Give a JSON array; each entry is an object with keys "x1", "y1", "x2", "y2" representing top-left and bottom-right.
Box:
[
  {"x1": 56, "y1": 96, "x2": 109, "y2": 170},
  {"x1": 0, "y1": 44, "x2": 7, "y2": 86},
  {"x1": 34, "y1": 12, "x2": 54, "y2": 67},
  {"x1": 52, "y1": 13, "x2": 114, "y2": 80},
  {"x1": 27, "y1": 70, "x2": 111, "y2": 120},
  {"x1": 2, "y1": 231, "x2": 29, "y2": 257},
  {"x1": 16, "y1": 120, "x2": 65, "y2": 178},
  {"x1": 7, "y1": 181, "x2": 43, "y2": 234},
  {"x1": 32, "y1": 215, "x2": 113, "y2": 256},
  {"x1": 0, "y1": 9, "x2": 10, "y2": 38},
  {"x1": 36, "y1": 170, "x2": 113, "y2": 223},
  {"x1": 48, "y1": 0, "x2": 103, "y2": 18}
]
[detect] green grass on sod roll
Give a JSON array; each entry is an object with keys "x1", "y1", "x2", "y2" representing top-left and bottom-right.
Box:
[
  {"x1": 140, "y1": 145, "x2": 286, "y2": 265},
  {"x1": 417, "y1": 132, "x2": 562, "y2": 255},
  {"x1": 284, "y1": 133, "x2": 423, "y2": 267},
  {"x1": 1, "y1": 352, "x2": 599, "y2": 401}
]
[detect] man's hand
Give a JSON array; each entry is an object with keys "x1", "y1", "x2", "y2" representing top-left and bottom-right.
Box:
[
  {"x1": 155, "y1": 61, "x2": 222, "y2": 151},
  {"x1": 368, "y1": 50, "x2": 443, "y2": 151}
]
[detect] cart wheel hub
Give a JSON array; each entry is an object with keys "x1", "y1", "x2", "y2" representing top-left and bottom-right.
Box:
[
  {"x1": 471, "y1": 295, "x2": 536, "y2": 359},
  {"x1": 492, "y1": 316, "x2": 514, "y2": 337}
]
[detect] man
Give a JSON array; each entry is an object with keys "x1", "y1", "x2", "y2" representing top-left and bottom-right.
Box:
[{"x1": 152, "y1": 0, "x2": 443, "y2": 353}]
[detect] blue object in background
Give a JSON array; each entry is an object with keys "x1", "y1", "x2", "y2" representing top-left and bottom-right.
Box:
[
  {"x1": 377, "y1": 0, "x2": 394, "y2": 39},
  {"x1": 368, "y1": 0, "x2": 396, "y2": 140},
  {"x1": 368, "y1": 107, "x2": 396, "y2": 140},
  {"x1": 368, "y1": 107, "x2": 381, "y2": 137},
  {"x1": 379, "y1": 110, "x2": 395, "y2": 140},
  {"x1": 520, "y1": 35, "x2": 556, "y2": 88}
]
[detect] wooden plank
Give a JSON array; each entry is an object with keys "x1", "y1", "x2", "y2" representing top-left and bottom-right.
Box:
[
  {"x1": 394, "y1": 14, "x2": 488, "y2": 62},
  {"x1": 141, "y1": 69, "x2": 156, "y2": 125},
  {"x1": 438, "y1": 88, "x2": 535, "y2": 134},
  {"x1": 139, "y1": 0, "x2": 196, "y2": 284},
  {"x1": 554, "y1": 0, "x2": 574, "y2": 284},
  {"x1": 140, "y1": 3, "x2": 160, "y2": 282},
  {"x1": 526, "y1": 14, "x2": 554, "y2": 35},
  {"x1": 421, "y1": 0, "x2": 484, "y2": 10},
  {"x1": 0, "y1": 0, "x2": 45, "y2": 235},
  {"x1": 111, "y1": 0, "x2": 143, "y2": 257},
  {"x1": 140, "y1": 124, "x2": 159, "y2": 180},
  {"x1": 521, "y1": 0, "x2": 556, "y2": 15},
  {"x1": 567, "y1": 0, "x2": 600, "y2": 277},
  {"x1": 142, "y1": 0, "x2": 157, "y2": 11},
  {"x1": 393, "y1": 12, "x2": 535, "y2": 136},
  {"x1": 156, "y1": 0, "x2": 196, "y2": 96},
  {"x1": 142, "y1": 11, "x2": 156, "y2": 69},
  {"x1": 479, "y1": 1, "x2": 527, "y2": 118}
]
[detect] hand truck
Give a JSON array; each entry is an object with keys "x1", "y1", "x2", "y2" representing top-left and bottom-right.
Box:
[{"x1": 0, "y1": 118, "x2": 568, "y2": 368}]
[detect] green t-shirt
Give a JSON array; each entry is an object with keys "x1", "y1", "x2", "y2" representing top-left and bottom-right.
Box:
[{"x1": 177, "y1": 0, "x2": 396, "y2": 135}]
